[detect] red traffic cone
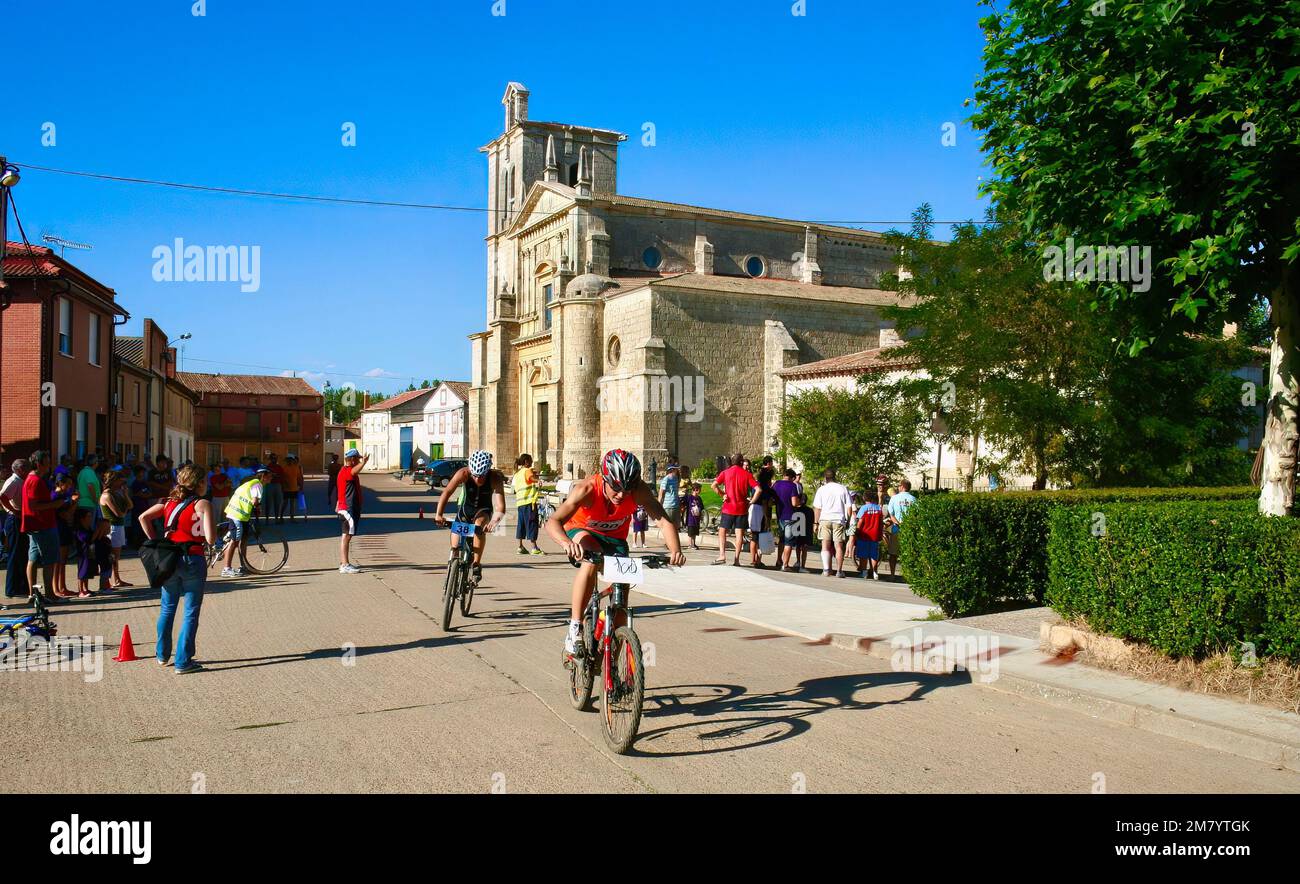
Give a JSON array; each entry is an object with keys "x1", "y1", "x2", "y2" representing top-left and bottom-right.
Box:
[
  {"x1": 418, "y1": 506, "x2": 424, "y2": 519},
  {"x1": 113, "y1": 624, "x2": 139, "y2": 662}
]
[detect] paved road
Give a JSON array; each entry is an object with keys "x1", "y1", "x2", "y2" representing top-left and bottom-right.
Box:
[{"x1": 1, "y1": 477, "x2": 1295, "y2": 794}]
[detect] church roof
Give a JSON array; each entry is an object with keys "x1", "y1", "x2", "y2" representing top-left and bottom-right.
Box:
[
  {"x1": 778, "y1": 347, "x2": 918, "y2": 381},
  {"x1": 595, "y1": 195, "x2": 891, "y2": 241},
  {"x1": 613, "y1": 272, "x2": 907, "y2": 307}
]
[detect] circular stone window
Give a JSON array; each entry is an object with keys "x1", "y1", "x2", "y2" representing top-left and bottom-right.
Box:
[
  {"x1": 745, "y1": 255, "x2": 766, "y2": 278},
  {"x1": 607, "y1": 335, "x2": 621, "y2": 368},
  {"x1": 643, "y1": 246, "x2": 663, "y2": 270}
]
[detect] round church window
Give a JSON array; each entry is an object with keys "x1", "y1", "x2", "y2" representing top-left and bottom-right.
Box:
[
  {"x1": 643, "y1": 247, "x2": 663, "y2": 270},
  {"x1": 607, "y1": 335, "x2": 621, "y2": 368},
  {"x1": 745, "y1": 255, "x2": 766, "y2": 278}
]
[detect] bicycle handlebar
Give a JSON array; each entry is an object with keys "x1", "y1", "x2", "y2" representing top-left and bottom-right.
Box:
[{"x1": 567, "y1": 549, "x2": 673, "y2": 569}]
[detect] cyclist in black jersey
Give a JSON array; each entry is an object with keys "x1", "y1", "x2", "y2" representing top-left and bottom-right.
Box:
[{"x1": 434, "y1": 449, "x2": 506, "y2": 583}]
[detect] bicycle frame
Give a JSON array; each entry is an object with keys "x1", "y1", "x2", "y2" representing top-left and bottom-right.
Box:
[{"x1": 584, "y1": 581, "x2": 635, "y2": 692}]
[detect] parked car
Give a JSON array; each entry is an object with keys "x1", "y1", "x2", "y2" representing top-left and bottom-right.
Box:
[{"x1": 425, "y1": 459, "x2": 468, "y2": 491}]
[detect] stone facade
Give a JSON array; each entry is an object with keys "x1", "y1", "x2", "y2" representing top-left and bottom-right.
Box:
[{"x1": 469, "y1": 83, "x2": 904, "y2": 479}]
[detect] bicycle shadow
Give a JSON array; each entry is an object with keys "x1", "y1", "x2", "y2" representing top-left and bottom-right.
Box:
[
  {"x1": 627, "y1": 670, "x2": 967, "y2": 757},
  {"x1": 202, "y1": 632, "x2": 521, "y2": 671}
]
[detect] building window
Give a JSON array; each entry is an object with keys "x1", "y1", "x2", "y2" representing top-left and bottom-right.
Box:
[
  {"x1": 75, "y1": 411, "x2": 88, "y2": 460},
  {"x1": 287, "y1": 412, "x2": 299, "y2": 432},
  {"x1": 58, "y1": 298, "x2": 72, "y2": 356},
  {"x1": 88, "y1": 313, "x2": 101, "y2": 365},
  {"x1": 134, "y1": 382, "x2": 142, "y2": 415},
  {"x1": 643, "y1": 247, "x2": 663, "y2": 270},
  {"x1": 58, "y1": 408, "x2": 71, "y2": 459},
  {"x1": 745, "y1": 255, "x2": 766, "y2": 278},
  {"x1": 543, "y1": 283, "x2": 554, "y2": 329},
  {"x1": 607, "y1": 335, "x2": 621, "y2": 369},
  {"x1": 117, "y1": 375, "x2": 124, "y2": 412}
]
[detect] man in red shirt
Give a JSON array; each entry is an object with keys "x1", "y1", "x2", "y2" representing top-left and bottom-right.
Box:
[
  {"x1": 335, "y1": 448, "x2": 370, "y2": 574},
  {"x1": 22, "y1": 451, "x2": 68, "y2": 602},
  {"x1": 711, "y1": 452, "x2": 757, "y2": 566}
]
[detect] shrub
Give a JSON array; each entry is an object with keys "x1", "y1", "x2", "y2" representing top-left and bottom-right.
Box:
[
  {"x1": 1047, "y1": 501, "x2": 1300, "y2": 662},
  {"x1": 898, "y1": 486, "x2": 1258, "y2": 617}
]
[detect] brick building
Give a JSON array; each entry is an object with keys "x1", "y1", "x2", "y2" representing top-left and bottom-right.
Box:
[
  {"x1": 112, "y1": 319, "x2": 198, "y2": 464},
  {"x1": 470, "y1": 84, "x2": 904, "y2": 479},
  {"x1": 1, "y1": 241, "x2": 129, "y2": 462},
  {"x1": 178, "y1": 372, "x2": 325, "y2": 472}
]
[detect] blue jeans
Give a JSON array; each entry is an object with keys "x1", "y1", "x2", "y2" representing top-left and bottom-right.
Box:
[
  {"x1": 3, "y1": 514, "x2": 29, "y2": 598},
  {"x1": 156, "y1": 555, "x2": 206, "y2": 669}
]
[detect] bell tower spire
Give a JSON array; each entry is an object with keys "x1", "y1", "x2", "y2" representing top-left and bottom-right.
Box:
[{"x1": 544, "y1": 134, "x2": 558, "y2": 183}]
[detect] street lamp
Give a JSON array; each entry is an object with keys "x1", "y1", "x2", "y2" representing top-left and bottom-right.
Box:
[{"x1": 0, "y1": 158, "x2": 20, "y2": 290}]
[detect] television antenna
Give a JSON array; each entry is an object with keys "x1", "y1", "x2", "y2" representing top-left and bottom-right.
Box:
[{"x1": 40, "y1": 233, "x2": 93, "y2": 257}]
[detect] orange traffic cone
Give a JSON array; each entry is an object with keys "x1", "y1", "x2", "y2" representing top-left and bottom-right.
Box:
[
  {"x1": 418, "y1": 506, "x2": 424, "y2": 519},
  {"x1": 113, "y1": 625, "x2": 139, "y2": 662}
]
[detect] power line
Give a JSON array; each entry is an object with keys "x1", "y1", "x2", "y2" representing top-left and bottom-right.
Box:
[{"x1": 11, "y1": 160, "x2": 997, "y2": 226}]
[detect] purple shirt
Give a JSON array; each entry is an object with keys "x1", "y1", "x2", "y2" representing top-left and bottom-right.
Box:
[{"x1": 773, "y1": 479, "x2": 799, "y2": 522}]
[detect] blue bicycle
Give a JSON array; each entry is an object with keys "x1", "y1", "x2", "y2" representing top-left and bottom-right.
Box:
[
  {"x1": 0, "y1": 593, "x2": 57, "y2": 657},
  {"x1": 441, "y1": 520, "x2": 482, "y2": 631}
]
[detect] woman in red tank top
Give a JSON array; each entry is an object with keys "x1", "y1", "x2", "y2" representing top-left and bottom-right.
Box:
[{"x1": 137, "y1": 465, "x2": 216, "y2": 674}]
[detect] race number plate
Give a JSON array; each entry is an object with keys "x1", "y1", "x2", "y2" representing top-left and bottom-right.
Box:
[
  {"x1": 600, "y1": 556, "x2": 645, "y2": 586},
  {"x1": 450, "y1": 521, "x2": 477, "y2": 537}
]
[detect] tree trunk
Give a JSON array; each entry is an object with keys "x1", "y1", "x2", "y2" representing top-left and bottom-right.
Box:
[{"x1": 1259, "y1": 274, "x2": 1298, "y2": 517}]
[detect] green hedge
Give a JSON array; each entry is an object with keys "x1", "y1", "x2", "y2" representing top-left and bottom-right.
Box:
[
  {"x1": 1047, "y1": 501, "x2": 1300, "y2": 662},
  {"x1": 898, "y1": 487, "x2": 1258, "y2": 617}
]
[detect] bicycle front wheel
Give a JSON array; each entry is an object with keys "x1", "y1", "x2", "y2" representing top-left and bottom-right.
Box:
[
  {"x1": 240, "y1": 525, "x2": 289, "y2": 574},
  {"x1": 441, "y1": 559, "x2": 461, "y2": 632},
  {"x1": 601, "y1": 625, "x2": 645, "y2": 754},
  {"x1": 568, "y1": 613, "x2": 597, "y2": 711}
]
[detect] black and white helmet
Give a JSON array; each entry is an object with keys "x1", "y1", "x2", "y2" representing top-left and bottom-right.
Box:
[
  {"x1": 600, "y1": 449, "x2": 641, "y2": 492},
  {"x1": 468, "y1": 449, "x2": 493, "y2": 477}
]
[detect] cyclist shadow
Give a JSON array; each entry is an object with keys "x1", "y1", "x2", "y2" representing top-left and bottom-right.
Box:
[
  {"x1": 630, "y1": 670, "x2": 968, "y2": 757},
  {"x1": 203, "y1": 632, "x2": 523, "y2": 671}
]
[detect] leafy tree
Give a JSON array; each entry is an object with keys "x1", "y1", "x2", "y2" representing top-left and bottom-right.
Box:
[
  {"x1": 971, "y1": 0, "x2": 1300, "y2": 514},
  {"x1": 881, "y1": 204, "x2": 1256, "y2": 489},
  {"x1": 779, "y1": 378, "x2": 927, "y2": 492}
]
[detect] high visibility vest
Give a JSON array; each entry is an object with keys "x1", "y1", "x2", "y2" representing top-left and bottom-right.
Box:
[
  {"x1": 512, "y1": 468, "x2": 540, "y2": 506},
  {"x1": 225, "y1": 478, "x2": 262, "y2": 522}
]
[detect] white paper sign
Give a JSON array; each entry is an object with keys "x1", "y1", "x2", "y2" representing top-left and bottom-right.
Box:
[{"x1": 600, "y1": 556, "x2": 644, "y2": 586}]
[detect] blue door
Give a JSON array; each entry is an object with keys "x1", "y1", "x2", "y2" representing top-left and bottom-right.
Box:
[{"x1": 399, "y1": 427, "x2": 413, "y2": 470}]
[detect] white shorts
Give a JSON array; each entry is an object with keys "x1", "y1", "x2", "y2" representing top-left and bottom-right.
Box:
[{"x1": 110, "y1": 524, "x2": 126, "y2": 549}]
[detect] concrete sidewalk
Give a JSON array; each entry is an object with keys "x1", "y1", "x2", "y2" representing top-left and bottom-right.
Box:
[{"x1": 634, "y1": 563, "x2": 1300, "y2": 772}]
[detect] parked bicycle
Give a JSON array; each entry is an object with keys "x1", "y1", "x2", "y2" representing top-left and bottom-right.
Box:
[
  {"x1": 205, "y1": 518, "x2": 289, "y2": 575},
  {"x1": 565, "y1": 549, "x2": 672, "y2": 754},
  {"x1": 0, "y1": 592, "x2": 57, "y2": 657},
  {"x1": 441, "y1": 519, "x2": 481, "y2": 631}
]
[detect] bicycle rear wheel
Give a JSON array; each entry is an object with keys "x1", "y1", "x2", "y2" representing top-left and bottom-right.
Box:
[
  {"x1": 441, "y1": 558, "x2": 461, "y2": 632},
  {"x1": 459, "y1": 567, "x2": 476, "y2": 616},
  {"x1": 240, "y1": 525, "x2": 289, "y2": 574},
  {"x1": 601, "y1": 625, "x2": 645, "y2": 754}
]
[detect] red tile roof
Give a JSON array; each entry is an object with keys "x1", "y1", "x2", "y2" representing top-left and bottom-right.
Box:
[
  {"x1": 778, "y1": 346, "x2": 917, "y2": 381},
  {"x1": 3, "y1": 241, "x2": 63, "y2": 278},
  {"x1": 363, "y1": 388, "x2": 433, "y2": 412},
  {"x1": 177, "y1": 371, "x2": 321, "y2": 398},
  {"x1": 441, "y1": 381, "x2": 471, "y2": 403}
]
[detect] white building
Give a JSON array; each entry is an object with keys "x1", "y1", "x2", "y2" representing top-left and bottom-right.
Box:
[
  {"x1": 777, "y1": 336, "x2": 1038, "y2": 491},
  {"x1": 422, "y1": 381, "x2": 470, "y2": 460},
  {"x1": 360, "y1": 389, "x2": 434, "y2": 470}
]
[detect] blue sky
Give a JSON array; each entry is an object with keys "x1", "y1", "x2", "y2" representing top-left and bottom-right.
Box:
[{"x1": 2, "y1": 0, "x2": 990, "y2": 392}]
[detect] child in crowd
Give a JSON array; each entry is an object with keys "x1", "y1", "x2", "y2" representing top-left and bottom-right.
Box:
[
  {"x1": 683, "y1": 484, "x2": 704, "y2": 550},
  {"x1": 73, "y1": 509, "x2": 99, "y2": 597},
  {"x1": 786, "y1": 492, "x2": 815, "y2": 572},
  {"x1": 129, "y1": 465, "x2": 152, "y2": 548},
  {"x1": 631, "y1": 504, "x2": 649, "y2": 549},
  {"x1": 854, "y1": 490, "x2": 884, "y2": 580},
  {"x1": 53, "y1": 473, "x2": 78, "y2": 598}
]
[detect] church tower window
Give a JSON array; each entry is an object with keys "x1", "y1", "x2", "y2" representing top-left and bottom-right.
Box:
[
  {"x1": 745, "y1": 255, "x2": 767, "y2": 278},
  {"x1": 643, "y1": 247, "x2": 663, "y2": 270}
]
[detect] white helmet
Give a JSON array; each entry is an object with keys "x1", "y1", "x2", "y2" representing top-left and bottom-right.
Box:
[{"x1": 468, "y1": 450, "x2": 493, "y2": 477}]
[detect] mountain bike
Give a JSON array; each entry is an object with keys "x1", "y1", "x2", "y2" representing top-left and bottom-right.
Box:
[
  {"x1": 564, "y1": 549, "x2": 672, "y2": 754},
  {"x1": 205, "y1": 517, "x2": 289, "y2": 575},
  {"x1": 0, "y1": 591, "x2": 57, "y2": 657},
  {"x1": 441, "y1": 520, "x2": 481, "y2": 631}
]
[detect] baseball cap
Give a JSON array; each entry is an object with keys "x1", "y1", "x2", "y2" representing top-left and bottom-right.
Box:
[{"x1": 345, "y1": 448, "x2": 361, "y2": 458}]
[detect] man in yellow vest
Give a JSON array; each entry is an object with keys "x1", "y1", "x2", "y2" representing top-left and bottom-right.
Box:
[
  {"x1": 220, "y1": 466, "x2": 271, "y2": 578},
  {"x1": 511, "y1": 454, "x2": 545, "y2": 555}
]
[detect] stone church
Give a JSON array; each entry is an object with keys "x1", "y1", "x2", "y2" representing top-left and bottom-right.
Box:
[{"x1": 468, "y1": 83, "x2": 904, "y2": 478}]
